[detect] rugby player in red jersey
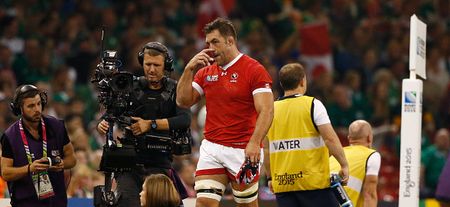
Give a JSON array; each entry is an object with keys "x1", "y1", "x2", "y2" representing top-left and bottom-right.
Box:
[{"x1": 177, "y1": 18, "x2": 274, "y2": 207}]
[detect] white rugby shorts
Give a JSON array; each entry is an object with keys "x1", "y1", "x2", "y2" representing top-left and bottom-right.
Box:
[{"x1": 195, "y1": 139, "x2": 263, "y2": 181}]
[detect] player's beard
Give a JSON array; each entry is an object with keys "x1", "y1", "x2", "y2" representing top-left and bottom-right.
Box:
[
  {"x1": 22, "y1": 111, "x2": 42, "y2": 123},
  {"x1": 214, "y1": 53, "x2": 224, "y2": 66}
]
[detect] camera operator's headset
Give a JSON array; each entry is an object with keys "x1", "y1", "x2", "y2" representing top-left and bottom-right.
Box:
[
  {"x1": 10, "y1": 84, "x2": 48, "y2": 116},
  {"x1": 137, "y1": 42, "x2": 174, "y2": 72}
]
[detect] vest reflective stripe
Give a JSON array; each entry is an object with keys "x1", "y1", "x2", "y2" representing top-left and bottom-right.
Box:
[
  {"x1": 329, "y1": 145, "x2": 376, "y2": 207},
  {"x1": 268, "y1": 95, "x2": 330, "y2": 193},
  {"x1": 269, "y1": 136, "x2": 324, "y2": 153},
  {"x1": 347, "y1": 175, "x2": 363, "y2": 194}
]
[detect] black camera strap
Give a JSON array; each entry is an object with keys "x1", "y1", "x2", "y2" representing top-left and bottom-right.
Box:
[{"x1": 161, "y1": 77, "x2": 176, "y2": 102}]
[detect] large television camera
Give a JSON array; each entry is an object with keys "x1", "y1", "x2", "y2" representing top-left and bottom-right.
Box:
[
  {"x1": 91, "y1": 47, "x2": 192, "y2": 207},
  {"x1": 91, "y1": 50, "x2": 136, "y2": 125},
  {"x1": 91, "y1": 49, "x2": 137, "y2": 207}
]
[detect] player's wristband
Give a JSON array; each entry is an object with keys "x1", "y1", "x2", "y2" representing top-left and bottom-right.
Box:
[
  {"x1": 27, "y1": 164, "x2": 31, "y2": 174},
  {"x1": 267, "y1": 177, "x2": 272, "y2": 181}
]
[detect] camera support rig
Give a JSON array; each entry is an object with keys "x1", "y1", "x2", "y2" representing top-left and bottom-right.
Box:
[
  {"x1": 93, "y1": 120, "x2": 118, "y2": 207},
  {"x1": 92, "y1": 29, "x2": 138, "y2": 207},
  {"x1": 93, "y1": 117, "x2": 137, "y2": 207}
]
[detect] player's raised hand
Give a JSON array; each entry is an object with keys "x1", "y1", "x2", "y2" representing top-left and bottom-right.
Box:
[{"x1": 185, "y1": 48, "x2": 215, "y2": 71}]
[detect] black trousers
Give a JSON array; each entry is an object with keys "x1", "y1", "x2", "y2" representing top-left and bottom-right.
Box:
[{"x1": 275, "y1": 188, "x2": 340, "y2": 207}]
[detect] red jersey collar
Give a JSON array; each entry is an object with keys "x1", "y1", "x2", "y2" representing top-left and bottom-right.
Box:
[{"x1": 221, "y1": 53, "x2": 243, "y2": 70}]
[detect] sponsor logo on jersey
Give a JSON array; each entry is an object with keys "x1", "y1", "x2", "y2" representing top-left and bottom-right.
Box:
[
  {"x1": 230, "y1": 72, "x2": 238, "y2": 83},
  {"x1": 206, "y1": 75, "x2": 219, "y2": 82}
]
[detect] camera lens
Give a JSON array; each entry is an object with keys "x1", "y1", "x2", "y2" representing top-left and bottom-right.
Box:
[
  {"x1": 110, "y1": 73, "x2": 133, "y2": 92},
  {"x1": 114, "y1": 76, "x2": 128, "y2": 90}
]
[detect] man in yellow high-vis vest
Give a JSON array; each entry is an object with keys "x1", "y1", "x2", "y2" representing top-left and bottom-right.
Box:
[
  {"x1": 330, "y1": 120, "x2": 381, "y2": 207},
  {"x1": 263, "y1": 63, "x2": 349, "y2": 207}
]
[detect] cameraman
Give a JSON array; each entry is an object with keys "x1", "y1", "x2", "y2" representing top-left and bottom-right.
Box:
[{"x1": 97, "y1": 42, "x2": 190, "y2": 207}]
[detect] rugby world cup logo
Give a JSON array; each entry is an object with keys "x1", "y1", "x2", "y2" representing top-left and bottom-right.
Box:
[
  {"x1": 404, "y1": 91, "x2": 416, "y2": 112},
  {"x1": 405, "y1": 91, "x2": 416, "y2": 104}
]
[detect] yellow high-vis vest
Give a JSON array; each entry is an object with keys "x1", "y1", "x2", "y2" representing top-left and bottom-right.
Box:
[
  {"x1": 267, "y1": 95, "x2": 330, "y2": 193},
  {"x1": 329, "y1": 145, "x2": 376, "y2": 207}
]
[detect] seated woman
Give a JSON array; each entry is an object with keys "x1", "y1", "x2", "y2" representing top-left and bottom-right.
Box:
[{"x1": 140, "y1": 174, "x2": 181, "y2": 207}]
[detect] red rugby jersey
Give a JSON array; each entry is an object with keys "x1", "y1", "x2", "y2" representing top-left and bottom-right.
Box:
[{"x1": 193, "y1": 54, "x2": 272, "y2": 148}]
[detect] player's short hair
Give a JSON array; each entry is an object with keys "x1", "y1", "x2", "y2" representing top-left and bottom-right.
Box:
[
  {"x1": 279, "y1": 63, "x2": 306, "y2": 91},
  {"x1": 203, "y1": 17, "x2": 237, "y2": 41}
]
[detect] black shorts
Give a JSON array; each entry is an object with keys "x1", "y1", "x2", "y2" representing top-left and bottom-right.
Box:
[{"x1": 275, "y1": 188, "x2": 340, "y2": 207}]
